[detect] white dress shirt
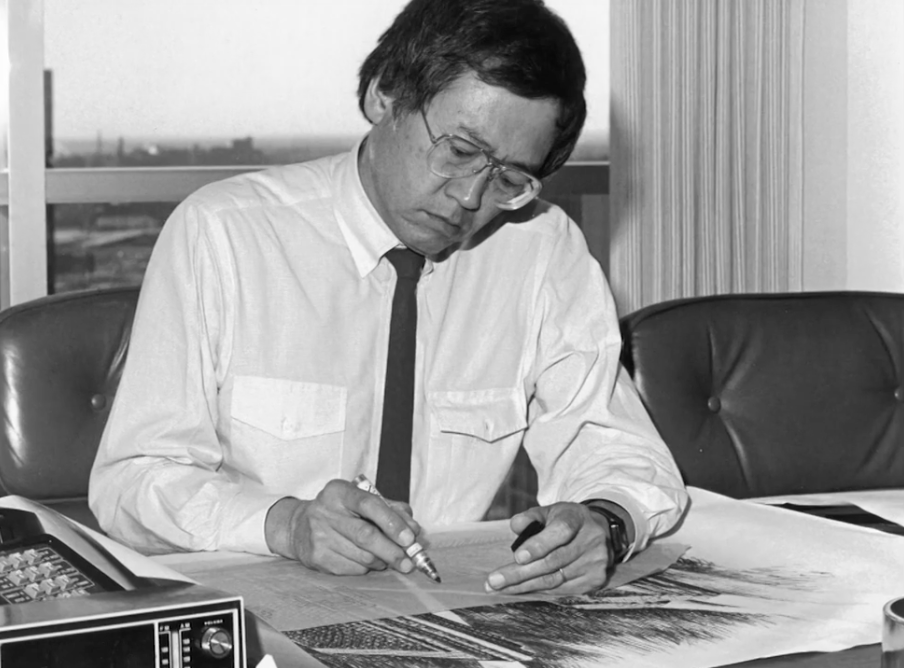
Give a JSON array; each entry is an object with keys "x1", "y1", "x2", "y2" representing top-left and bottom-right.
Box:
[{"x1": 88, "y1": 140, "x2": 688, "y2": 556}]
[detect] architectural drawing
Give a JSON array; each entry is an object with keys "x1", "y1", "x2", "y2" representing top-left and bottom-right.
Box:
[{"x1": 285, "y1": 556, "x2": 832, "y2": 667}]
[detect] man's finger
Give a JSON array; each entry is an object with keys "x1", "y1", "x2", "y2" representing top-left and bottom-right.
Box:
[
  {"x1": 511, "y1": 518, "x2": 576, "y2": 565},
  {"x1": 328, "y1": 528, "x2": 393, "y2": 572},
  {"x1": 486, "y1": 565, "x2": 594, "y2": 595},
  {"x1": 311, "y1": 541, "x2": 380, "y2": 576},
  {"x1": 488, "y1": 544, "x2": 572, "y2": 587},
  {"x1": 355, "y1": 491, "x2": 418, "y2": 548},
  {"x1": 336, "y1": 512, "x2": 415, "y2": 574},
  {"x1": 510, "y1": 508, "x2": 549, "y2": 536},
  {"x1": 383, "y1": 499, "x2": 421, "y2": 535}
]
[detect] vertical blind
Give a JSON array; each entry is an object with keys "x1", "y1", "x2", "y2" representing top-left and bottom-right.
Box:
[{"x1": 610, "y1": 0, "x2": 805, "y2": 315}]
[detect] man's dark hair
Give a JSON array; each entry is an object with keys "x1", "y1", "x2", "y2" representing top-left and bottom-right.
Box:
[{"x1": 357, "y1": 0, "x2": 586, "y2": 178}]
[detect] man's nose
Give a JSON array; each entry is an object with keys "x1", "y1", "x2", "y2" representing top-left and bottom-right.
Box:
[{"x1": 444, "y1": 167, "x2": 492, "y2": 211}]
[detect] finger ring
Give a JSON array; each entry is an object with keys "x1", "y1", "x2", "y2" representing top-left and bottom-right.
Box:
[{"x1": 558, "y1": 567, "x2": 567, "y2": 583}]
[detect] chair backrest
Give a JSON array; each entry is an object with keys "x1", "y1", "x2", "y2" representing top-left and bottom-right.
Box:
[
  {"x1": 620, "y1": 291, "x2": 904, "y2": 498},
  {"x1": 0, "y1": 287, "x2": 140, "y2": 530}
]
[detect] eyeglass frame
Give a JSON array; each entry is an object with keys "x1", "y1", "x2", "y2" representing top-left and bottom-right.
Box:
[{"x1": 418, "y1": 109, "x2": 543, "y2": 210}]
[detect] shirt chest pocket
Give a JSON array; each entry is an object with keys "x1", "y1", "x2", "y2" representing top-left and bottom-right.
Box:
[
  {"x1": 430, "y1": 388, "x2": 528, "y2": 444},
  {"x1": 425, "y1": 388, "x2": 528, "y2": 519},
  {"x1": 229, "y1": 376, "x2": 346, "y2": 491},
  {"x1": 232, "y1": 376, "x2": 346, "y2": 439}
]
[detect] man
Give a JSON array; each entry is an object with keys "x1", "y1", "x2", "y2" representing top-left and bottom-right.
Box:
[{"x1": 89, "y1": 0, "x2": 688, "y2": 596}]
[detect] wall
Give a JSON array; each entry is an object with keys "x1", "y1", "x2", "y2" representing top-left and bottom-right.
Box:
[{"x1": 802, "y1": 0, "x2": 904, "y2": 292}]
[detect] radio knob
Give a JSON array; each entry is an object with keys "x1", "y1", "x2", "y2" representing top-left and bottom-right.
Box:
[{"x1": 199, "y1": 626, "x2": 234, "y2": 659}]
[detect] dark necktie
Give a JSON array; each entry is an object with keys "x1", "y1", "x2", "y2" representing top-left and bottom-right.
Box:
[{"x1": 375, "y1": 248, "x2": 425, "y2": 502}]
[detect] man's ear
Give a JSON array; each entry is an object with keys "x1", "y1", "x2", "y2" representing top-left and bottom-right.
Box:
[{"x1": 362, "y1": 78, "x2": 394, "y2": 125}]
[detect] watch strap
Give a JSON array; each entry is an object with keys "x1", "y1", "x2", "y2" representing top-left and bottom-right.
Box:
[{"x1": 582, "y1": 501, "x2": 631, "y2": 563}]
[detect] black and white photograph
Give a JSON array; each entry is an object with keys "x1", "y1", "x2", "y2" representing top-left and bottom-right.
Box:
[{"x1": 0, "y1": 1, "x2": 902, "y2": 667}]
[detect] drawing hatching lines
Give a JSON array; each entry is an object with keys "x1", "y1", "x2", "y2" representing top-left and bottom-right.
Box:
[{"x1": 288, "y1": 556, "x2": 830, "y2": 668}]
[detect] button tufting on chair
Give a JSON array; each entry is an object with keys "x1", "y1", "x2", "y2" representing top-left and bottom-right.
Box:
[
  {"x1": 620, "y1": 291, "x2": 904, "y2": 498},
  {"x1": 0, "y1": 287, "x2": 140, "y2": 532}
]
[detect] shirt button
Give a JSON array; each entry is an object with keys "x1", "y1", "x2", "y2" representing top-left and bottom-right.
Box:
[
  {"x1": 707, "y1": 397, "x2": 721, "y2": 412},
  {"x1": 895, "y1": 388, "x2": 904, "y2": 403}
]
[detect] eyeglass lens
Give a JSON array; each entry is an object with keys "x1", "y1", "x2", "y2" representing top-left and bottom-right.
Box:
[{"x1": 429, "y1": 137, "x2": 537, "y2": 205}]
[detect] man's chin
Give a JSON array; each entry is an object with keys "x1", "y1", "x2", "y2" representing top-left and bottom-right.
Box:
[
  {"x1": 424, "y1": 241, "x2": 464, "y2": 263},
  {"x1": 406, "y1": 233, "x2": 463, "y2": 259}
]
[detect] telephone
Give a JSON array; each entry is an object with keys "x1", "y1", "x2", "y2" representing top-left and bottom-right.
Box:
[
  {"x1": 0, "y1": 504, "x2": 147, "y2": 604},
  {"x1": 0, "y1": 499, "x2": 245, "y2": 668}
]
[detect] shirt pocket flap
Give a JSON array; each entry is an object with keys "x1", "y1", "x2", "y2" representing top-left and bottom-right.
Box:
[
  {"x1": 430, "y1": 388, "x2": 527, "y2": 443},
  {"x1": 232, "y1": 376, "x2": 346, "y2": 440}
]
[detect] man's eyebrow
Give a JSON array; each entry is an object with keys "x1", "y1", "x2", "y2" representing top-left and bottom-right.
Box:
[{"x1": 457, "y1": 124, "x2": 542, "y2": 176}]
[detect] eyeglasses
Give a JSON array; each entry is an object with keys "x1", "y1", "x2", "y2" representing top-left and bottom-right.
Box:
[{"x1": 420, "y1": 110, "x2": 542, "y2": 211}]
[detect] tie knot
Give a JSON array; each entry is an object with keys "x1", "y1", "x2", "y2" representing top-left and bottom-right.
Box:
[{"x1": 385, "y1": 248, "x2": 425, "y2": 280}]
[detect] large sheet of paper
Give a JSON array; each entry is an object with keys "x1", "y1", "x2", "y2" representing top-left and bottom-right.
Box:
[
  {"x1": 272, "y1": 487, "x2": 904, "y2": 668},
  {"x1": 155, "y1": 521, "x2": 684, "y2": 633}
]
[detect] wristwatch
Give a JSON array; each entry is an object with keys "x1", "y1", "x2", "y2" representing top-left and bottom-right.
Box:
[{"x1": 582, "y1": 501, "x2": 631, "y2": 563}]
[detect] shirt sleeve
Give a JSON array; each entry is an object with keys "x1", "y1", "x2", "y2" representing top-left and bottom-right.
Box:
[
  {"x1": 522, "y1": 219, "x2": 688, "y2": 554},
  {"x1": 88, "y1": 199, "x2": 286, "y2": 556}
]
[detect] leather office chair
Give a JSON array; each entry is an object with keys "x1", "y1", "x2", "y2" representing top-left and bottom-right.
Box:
[
  {"x1": 0, "y1": 287, "x2": 140, "y2": 532},
  {"x1": 620, "y1": 291, "x2": 904, "y2": 498}
]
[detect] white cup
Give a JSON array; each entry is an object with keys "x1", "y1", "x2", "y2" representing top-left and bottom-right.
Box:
[{"x1": 883, "y1": 597, "x2": 904, "y2": 667}]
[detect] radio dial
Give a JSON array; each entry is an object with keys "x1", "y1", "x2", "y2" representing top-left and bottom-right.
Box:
[{"x1": 199, "y1": 626, "x2": 234, "y2": 659}]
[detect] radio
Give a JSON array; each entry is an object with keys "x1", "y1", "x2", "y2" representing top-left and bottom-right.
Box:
[{"x1": 0, "y1": 501, "x2": 245, "y2": 668}]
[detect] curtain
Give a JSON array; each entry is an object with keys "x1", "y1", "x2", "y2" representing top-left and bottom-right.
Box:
[{"x1": 610, "y1": 0, "x2": 805, "y2": 315}]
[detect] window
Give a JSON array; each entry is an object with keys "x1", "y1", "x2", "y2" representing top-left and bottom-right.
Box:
[{"x1": 2, "y1": 0, "x2": 608, "y2": 306}]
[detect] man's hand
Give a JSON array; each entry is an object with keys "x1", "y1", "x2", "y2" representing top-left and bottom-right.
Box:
[
  {"x1": 264, "y1": 479, "x2": 422, "y2": 576},
  {"x1": 484, "y1": 502, "x2": 616, "y2": 595}
]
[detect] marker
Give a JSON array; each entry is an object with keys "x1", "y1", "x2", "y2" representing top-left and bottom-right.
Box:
[
  {"x1": 511, "y1": 520, "x2": 545, "y2": 552},
  {"x1": 353, "y1": 474, "x2": 442, "y2": 584}
]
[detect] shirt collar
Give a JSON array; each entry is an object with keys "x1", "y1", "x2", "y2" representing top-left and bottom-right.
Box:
[{"x1": 333, "y1": 136, "x2": 404, "y2": 278}]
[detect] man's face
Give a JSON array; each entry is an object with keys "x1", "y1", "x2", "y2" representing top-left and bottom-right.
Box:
[{"x1": 359, "y1": 73, "x2": 560, "y2": 258}]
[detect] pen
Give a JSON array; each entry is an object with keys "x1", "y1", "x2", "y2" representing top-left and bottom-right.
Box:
[{"x1": 352, "y1": 474, "x2": 442, "y2": 584}]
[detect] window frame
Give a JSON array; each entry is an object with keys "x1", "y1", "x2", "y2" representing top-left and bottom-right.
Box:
[
  {"x1": 1, "y1": 0, "x2": 607, "y2": 309},
  {"x1": 1, "y1": 0, "x2": 48, "y2": 308}
]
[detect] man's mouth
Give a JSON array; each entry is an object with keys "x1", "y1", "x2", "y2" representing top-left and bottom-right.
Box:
[{"x1": 426, "y1": 212, "x2": 463, "y2": 231}]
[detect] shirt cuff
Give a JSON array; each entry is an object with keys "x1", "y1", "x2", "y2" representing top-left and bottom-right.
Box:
[{"x1": 217, "y1": 490, "x2": 291, "y2": 555}]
